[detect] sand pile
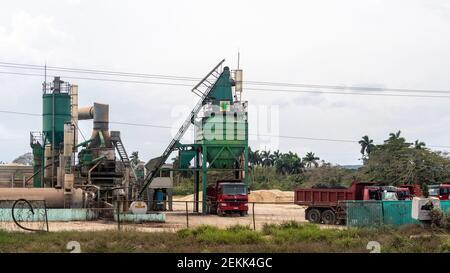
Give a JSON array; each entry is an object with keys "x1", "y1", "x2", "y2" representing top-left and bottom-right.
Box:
[
  {"x1": 175, "y1": 193, "x2": 203, "y2": 202},
  {"x1": 249, "y1": 190, "x2": 293, "y2": 203},
  {"x1": 174, "y1": 190, "x2": 294, "y2": 203}
]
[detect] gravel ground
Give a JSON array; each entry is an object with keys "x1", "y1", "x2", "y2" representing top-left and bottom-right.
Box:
[{"x1": 0, "y1": 203, "x2": 310, "y2": 232}]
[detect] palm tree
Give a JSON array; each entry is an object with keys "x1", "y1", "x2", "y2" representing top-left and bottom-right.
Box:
[
  {"x1": 291, "y1": 153, "x2": 305, "y2": 173},
  {"x1": 414, "y1": 140, "x2": 426, "y2": 149},
  {"x1": 303, "y1": 152, "x2": 320, "y2": 168},
  {"x1": 248, "y1": 147, "x2": 262, "y2": 167},
  {"x1": 388, "y1": 130, "x2": 401, "y2": 141},
  {"x1": 358, "y1": 135, "x2": 375, "y2": 157},
  {"x1": 261, "y1": 150, "x2": 275, "y2": 167},
  {"x1": 130, "y1": 151, "x2": 140, "y2": 167},
  {"x1": 385, "y1": 130, "x2": 407, "y2": 143},
  {"x1": 384, "y1": 130, "x2": 410, "y2": 148},
  {"x1": 273, "y1": 150, "x2": 282, "y2": 163}
]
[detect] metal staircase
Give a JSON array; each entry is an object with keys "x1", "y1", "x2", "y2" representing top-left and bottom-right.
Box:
[
  {"x1": 138, "y1": 59, "x2": 225, "y2": 197},
  {"x1": 111, "y1": 131, "x2": 137, "y2": 181}
]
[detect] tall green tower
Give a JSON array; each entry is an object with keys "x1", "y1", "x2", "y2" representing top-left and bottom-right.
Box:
[
  {"x1": 178, "y1": 66, "x2": 248, "y2": 213},
  {"x1": 30, "y1": 77, "x2": 71, "y2": 187}
]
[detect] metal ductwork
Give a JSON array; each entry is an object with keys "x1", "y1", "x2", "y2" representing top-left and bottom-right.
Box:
[{"x1": 78, "y1": 102, "x2": 109, "y2": 129}]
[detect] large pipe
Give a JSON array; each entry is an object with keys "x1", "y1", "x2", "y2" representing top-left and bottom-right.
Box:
[
  {"x1": 0, "y1": 188, "x2": 85, "y2": 208},
  {"x1": 78, "y1": 106, "x2": 94, "y2": 120},
  {"x1": 78, "y1": 103, "x2": 109, "y2": 129},
  {"x1": 92, "y1": 103, "x2": 109, "y2": 130}
]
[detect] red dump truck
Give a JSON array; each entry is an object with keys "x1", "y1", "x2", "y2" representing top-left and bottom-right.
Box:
[
  {"x1": 294, "y1": 182, "x2": 400, "y2": 224},
  {"x1": 206, "y1": 179, "x2": 249, "y2": 216},
  {"x1": 428, "y1": 184, "x2": 450, "y2": 200}
]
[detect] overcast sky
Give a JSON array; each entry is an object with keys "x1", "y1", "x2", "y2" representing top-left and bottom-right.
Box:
[{"x1": 1, "y1": 0, "x2": 450, "y2": 165}]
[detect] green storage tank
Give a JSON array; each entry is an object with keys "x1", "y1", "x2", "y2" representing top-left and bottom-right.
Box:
[
  {"x1": 42, "y1": 90, "x2": 71, "y2": 146},
  {"x1": 194, "y1": 66, "x2": 248, "y2": 169},
  {"x1": 196, "y1": 115, "x2": 247, "y2": 169}
]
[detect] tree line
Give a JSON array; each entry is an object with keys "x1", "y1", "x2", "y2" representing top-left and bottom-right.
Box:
[{"x1": 249, "y1": 148, "x2": 322, "y2": 175}]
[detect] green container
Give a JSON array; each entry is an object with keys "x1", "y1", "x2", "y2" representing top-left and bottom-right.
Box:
[
  {"x1": 346, "y1": 201, "x2": 383, "y2": 227},
  {"x1": 42, "y1": 93, "x2": 71, "y2": 145},
  {"x1": 382, "y1": 201, "x2": 419, "y2": 226}
]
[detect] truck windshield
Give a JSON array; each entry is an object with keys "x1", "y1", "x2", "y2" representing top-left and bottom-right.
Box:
[
  {"x1": 222, "y1": 185, "x2": 247, "y2": 195},
  {"x1": 382, "y1": 191, "x2": 398, "y2": 201},
  {"x1": 429, "y1": 187, "x2": 439, "y2": 196},
  {"x1": 397, "y1": 191, "x2": 409, "y2": 198}
]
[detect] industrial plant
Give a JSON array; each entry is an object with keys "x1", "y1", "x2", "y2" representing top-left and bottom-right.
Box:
[{"x1": 0, "y1": 60, "x2": 248, "y2": 223}]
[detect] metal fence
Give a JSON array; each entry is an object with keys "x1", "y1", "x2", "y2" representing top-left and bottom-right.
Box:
[
  {"x1": 4, "y1": 198, "x2": 449, "y2": 231},
  {"x1": 0, "y1": 199, "x2": 304, "y2": 232},
  {"x1": 345, "y1": 200, "x2": 450, "y2": 227},
  {"x1": 0, "y1": 199, "x2": 49, "y2": 232},
  {"x1": 118, "y1": 200, "x2": 302, "y2": 231}
]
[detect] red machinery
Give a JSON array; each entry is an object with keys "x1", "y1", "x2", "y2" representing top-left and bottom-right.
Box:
[
  {"x1": 399, "y1": 184, "x2": 422, "y2": 197},
  {"x1": 206, "y1": 180, "x2": 249, "y2": 216},
  {"x1": 294, "y1": 182, "x2": 401, "y2": 225},
  {"x1": 396, "y1": 187, "x2": 412, "y2": 200},
  {"x1": 428, "y1": 184, "x2": 450, "y2": 200}
]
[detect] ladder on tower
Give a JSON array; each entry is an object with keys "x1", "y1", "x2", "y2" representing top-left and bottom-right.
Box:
[
  {"x1": 111, "y1": 131, "x2": 137, "y2": 181},
  {"x1": 138, "y1": 59, "x2": 225, "y2": 197}
]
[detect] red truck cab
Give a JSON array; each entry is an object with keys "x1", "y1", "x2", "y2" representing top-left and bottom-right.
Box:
[
  {"x1": 399, "y1": 184, "x2": 422, "y2": 198},
  {"x1": 206, "y1": 180, "x2": 249, "y2": 216},
  {"x1": 363, "y1": 186, "x2": 398, "y2": 201},
  {"x1": 396, "y1": 187, "x2": 412, "y2": 200},
  {"x1": 428, "y1": 184, "x2": 450, "y2": 200}
]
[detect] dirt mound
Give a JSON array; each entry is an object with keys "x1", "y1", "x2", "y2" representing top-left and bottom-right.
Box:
[
  {"x1": 175, "y1": 193, "x2": 203, "y2": 202},
  {"x1": 249, "y1": 190, "x2": 293, "y2": 203},
  {"x1": 174, "y1": 190, "x2": 294, "y2": 203}
]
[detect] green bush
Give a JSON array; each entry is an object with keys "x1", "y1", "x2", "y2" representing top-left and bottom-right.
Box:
[
  {"x1": 226, "y1": 224, "x2": 252, "y2": 232},
  {"x1": 430, "y1": 208, "x2": 444, "y2": 228},
  {"x1": 440, "y1": 238, "x2": 450, "y2": 253},
  {"x1": 173, "y1": 180, "x2": 194, "y2": 195},
  {"x1": 178, "y1": 225, "x2": 265, "y2": 245}
]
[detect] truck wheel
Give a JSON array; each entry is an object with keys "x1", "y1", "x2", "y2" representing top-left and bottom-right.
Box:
[
  {"x1": 321, "y1": 210, "x2": 336, "y2": 225},
  {"x1": 306, "y1": 209, "x2": 321, "y2": 223},
  {"x1": 216, "y1": 207, "x2": 223, "y2": 216},
  {"x1": 240, "y1": 211, "x2": 248, "y2": 217}
]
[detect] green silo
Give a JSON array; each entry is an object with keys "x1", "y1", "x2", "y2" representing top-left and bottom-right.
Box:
[
  {"x1": 195, "y1": 67, "x2": 248, "y2": 169},
  {"x1": 42, "y1": 77, "x2": 71, "y2": 146}
]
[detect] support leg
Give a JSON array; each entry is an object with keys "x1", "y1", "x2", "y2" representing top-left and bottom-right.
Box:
[
  {"x1": 202, "y1": 146, "x2": 207, "y2": 214},
  {"x1": 194, "y1": 149, "x2": 200, "y2": 213}
]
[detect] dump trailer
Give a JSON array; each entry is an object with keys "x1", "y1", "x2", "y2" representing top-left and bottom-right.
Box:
[
  {"x1": 206, "y1": 180, "x2": 249, "y2": 216},
  {"x1": 294, "y1": 182, "x2": 399, "y2": 225}
]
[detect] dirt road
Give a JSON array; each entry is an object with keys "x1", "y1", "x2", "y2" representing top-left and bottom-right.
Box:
[
  {"x1": 0, "y1": 203, "x2": 307, "y2": 232},
  {"x1": 166, "y1": 202, "x2": 306, "y2": 230}
]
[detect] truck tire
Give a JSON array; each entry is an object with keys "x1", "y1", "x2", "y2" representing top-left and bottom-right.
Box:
[
  {"x1": 306, "y1": 209, "x2": 321, "y2": 223},
  {"x1": 321, "y1": 210, "x2": 336, "y2": 225},
  {"x1": 216, "y1": 207, "x2": 223, "y2": 216}
]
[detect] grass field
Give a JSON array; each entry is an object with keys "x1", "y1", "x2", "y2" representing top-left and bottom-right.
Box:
[{"x1": 1, "y1": 222, "x2": 450, "y2": 253}]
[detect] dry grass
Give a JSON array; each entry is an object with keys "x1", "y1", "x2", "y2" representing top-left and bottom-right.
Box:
[{"x1": 0, "y1": 222, "x2": 448, "y2": 253}]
